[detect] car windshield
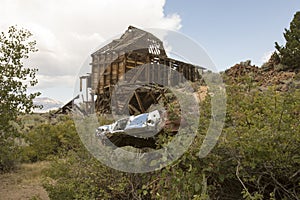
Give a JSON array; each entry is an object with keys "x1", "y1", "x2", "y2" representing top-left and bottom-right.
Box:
[
  {"x1": 128, "y1": 113, "x2": 148, "y2": 127},
  {"x1": 113, "y1": 118, "x2": 129, "y2": 131}
]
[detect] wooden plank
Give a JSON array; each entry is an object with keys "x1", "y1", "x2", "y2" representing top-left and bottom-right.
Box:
[
  {"x1": 178, "y1": 65, "x2": 182, "y2": 83},
  {"x1": 128, "y1": 104, "x2": 140, "y2": 115},
  {"x1": 146, "y1": 56, "x2": 150, "y2": 83},
  {"x1": 126, "y1": 65, "x2": 136, "y2": 69},
  {"x1": 126, "y1": 60, "x2": 145, "y2": 66},
  {"x1": 123, "y1": 55, "x2": 127, "y2": 80},
  {"x1": 80, "y1": 77, "x2": 83, "y2": 92},
  {"x1": 95, "y1": 63, "x2": 100, "y2": 90},
  {"x1": 188, "y1": 66, "x2": 191, "y2": 81},
  {"x1": 163, "y1": 60, "x2": 167, "y2": 85},
  {"x1": 109, "y1": 63, "x2": 112, "y2": 86},
  {"x1": 129, "y1": 65, "x2": 145, "y2": 83},
  {"x1": 169, "y1": 62, "x2": 172, "y2": 86},
  {"x1": 116, "y1": 62, "x2": 120, "y2": 82},
  {"x1": 151, "y1": 63, "x2": 155, "y2": 84},
  {"x1": 134, "y1": 91, "x2": 145, "y2": 113}
]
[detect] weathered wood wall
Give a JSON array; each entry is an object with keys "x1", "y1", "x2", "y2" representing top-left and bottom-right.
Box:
[{"x1": 91, "y1": 51, "x2": 202, "y2": 95}]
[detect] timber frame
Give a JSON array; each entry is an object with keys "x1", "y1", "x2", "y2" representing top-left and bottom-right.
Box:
[{"x1": 80, "y1": 26, "x2": 205, "y2": 114}]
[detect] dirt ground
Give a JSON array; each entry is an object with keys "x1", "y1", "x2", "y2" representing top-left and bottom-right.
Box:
[{"x1": 0, "y1": 162, "x2": 50, "y2": 200}]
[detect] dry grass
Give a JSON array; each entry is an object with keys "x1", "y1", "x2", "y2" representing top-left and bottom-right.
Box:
[{"x1": 0, "y1": 161, "x2": 50, "y2": 200}]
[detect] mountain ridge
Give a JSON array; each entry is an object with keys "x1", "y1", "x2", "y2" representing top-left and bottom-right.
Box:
[{"x1": 33, "y1": 97, "x2": 63, "y2": 113}]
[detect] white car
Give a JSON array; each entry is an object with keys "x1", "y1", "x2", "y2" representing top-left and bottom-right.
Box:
[{"x1": 96, "y1": 110, "x2": 164, "y2": 140}]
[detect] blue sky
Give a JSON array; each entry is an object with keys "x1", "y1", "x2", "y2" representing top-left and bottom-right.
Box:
[{"x1": 164, "y1": 0, "x2": 299, "y2": 71}]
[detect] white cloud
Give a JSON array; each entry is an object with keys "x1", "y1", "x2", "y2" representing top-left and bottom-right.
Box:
[
  {"x1": 261, "y1": 50, "x2": 273, "y2": 64},
  {"x1": 34, "y1": 75, "x2": 76, "y2": 89},
  {"x1": 1, "y1": 0, "x2": 182, "y2": 98}
]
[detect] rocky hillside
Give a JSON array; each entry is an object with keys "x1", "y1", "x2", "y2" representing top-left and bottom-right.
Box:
[{"x1": 224, "y1": 60, "x2": 300, "y2": 91}]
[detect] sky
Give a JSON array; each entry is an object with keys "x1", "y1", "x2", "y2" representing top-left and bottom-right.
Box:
[
  {"x1": 164, "y1": 0, "x2": 299, "y2": 69},
  {"x1": 0, "y1": 0, "x2": 299, "y2": 103}
]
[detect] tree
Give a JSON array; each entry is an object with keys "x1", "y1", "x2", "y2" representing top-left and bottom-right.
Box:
[
  {"x1": 0, "y1": 26, "x2": 40, "y2": 171},
  {"x1": 275, "y1": 11, "x2": 300, "y2": 71}
]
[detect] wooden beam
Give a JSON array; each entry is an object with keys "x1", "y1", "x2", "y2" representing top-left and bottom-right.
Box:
[
  {"x1": 149, "y1": 91, "x2": 158, "y2": 104},
  {"x1": 123, "y1": 55, "x2": 127, "y2": 80},
  {"x1": 116, "y1": 61, "x2": 120, "y2": 82},
  {"x1": 128, "y1": 104, "x2": 140, "y2": 114},
  {"x1": 109, "y1": 63, "x2": 113, "y2": 86},
  {"x1": 134, "y1": 91, "x2": 145, "y2": 113}
]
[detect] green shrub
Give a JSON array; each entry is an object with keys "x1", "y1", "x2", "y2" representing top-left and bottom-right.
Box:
[
  {"x1": 21, "y1": 117, "x2": 81, "y2": 162},
  {"x1": 0, "y1": 138, "x2": 19, "y2": 172},
  {"x1": 41, "y1": 84, "x2": 300, "y2": 199},
  {"x1": 294, "y1": 72, "x2": 300, "y2": 81},
  {"x1": 43, "y1": 149, "x2": 130, "y2": 200}
]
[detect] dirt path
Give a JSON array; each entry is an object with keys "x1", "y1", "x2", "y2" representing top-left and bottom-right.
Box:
[{"x1": 0, "y1": 162, "x2": 50, "y2": 200}]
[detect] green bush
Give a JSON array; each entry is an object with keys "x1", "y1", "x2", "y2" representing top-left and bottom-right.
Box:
[
  {"x1": 294, "y1": 72, "x2": 300, "y2": 81},
  {"x1": 274, "y1": 63, "x2": 289, "y2": 71},
  {"x1": 41, "y1": 84, "x2": 300, "y2": 199},
  {"x1": 0, "y1": 138, "x2": 19, "y2": 172},
  {"x1": 43, "y1": 149, "x2": 130, "y2": 200},
  {"x1": 21, "y1": 117, "x2": 81, "y2": 162}
]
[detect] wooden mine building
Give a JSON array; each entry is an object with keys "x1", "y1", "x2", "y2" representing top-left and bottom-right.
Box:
[{"x1": 80, "y1": 26, "x2": 204, "y2": 115}]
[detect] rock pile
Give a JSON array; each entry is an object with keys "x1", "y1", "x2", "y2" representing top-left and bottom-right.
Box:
[{"x1": 224, "y1": 60, "x2": 298, "y2": 91}]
